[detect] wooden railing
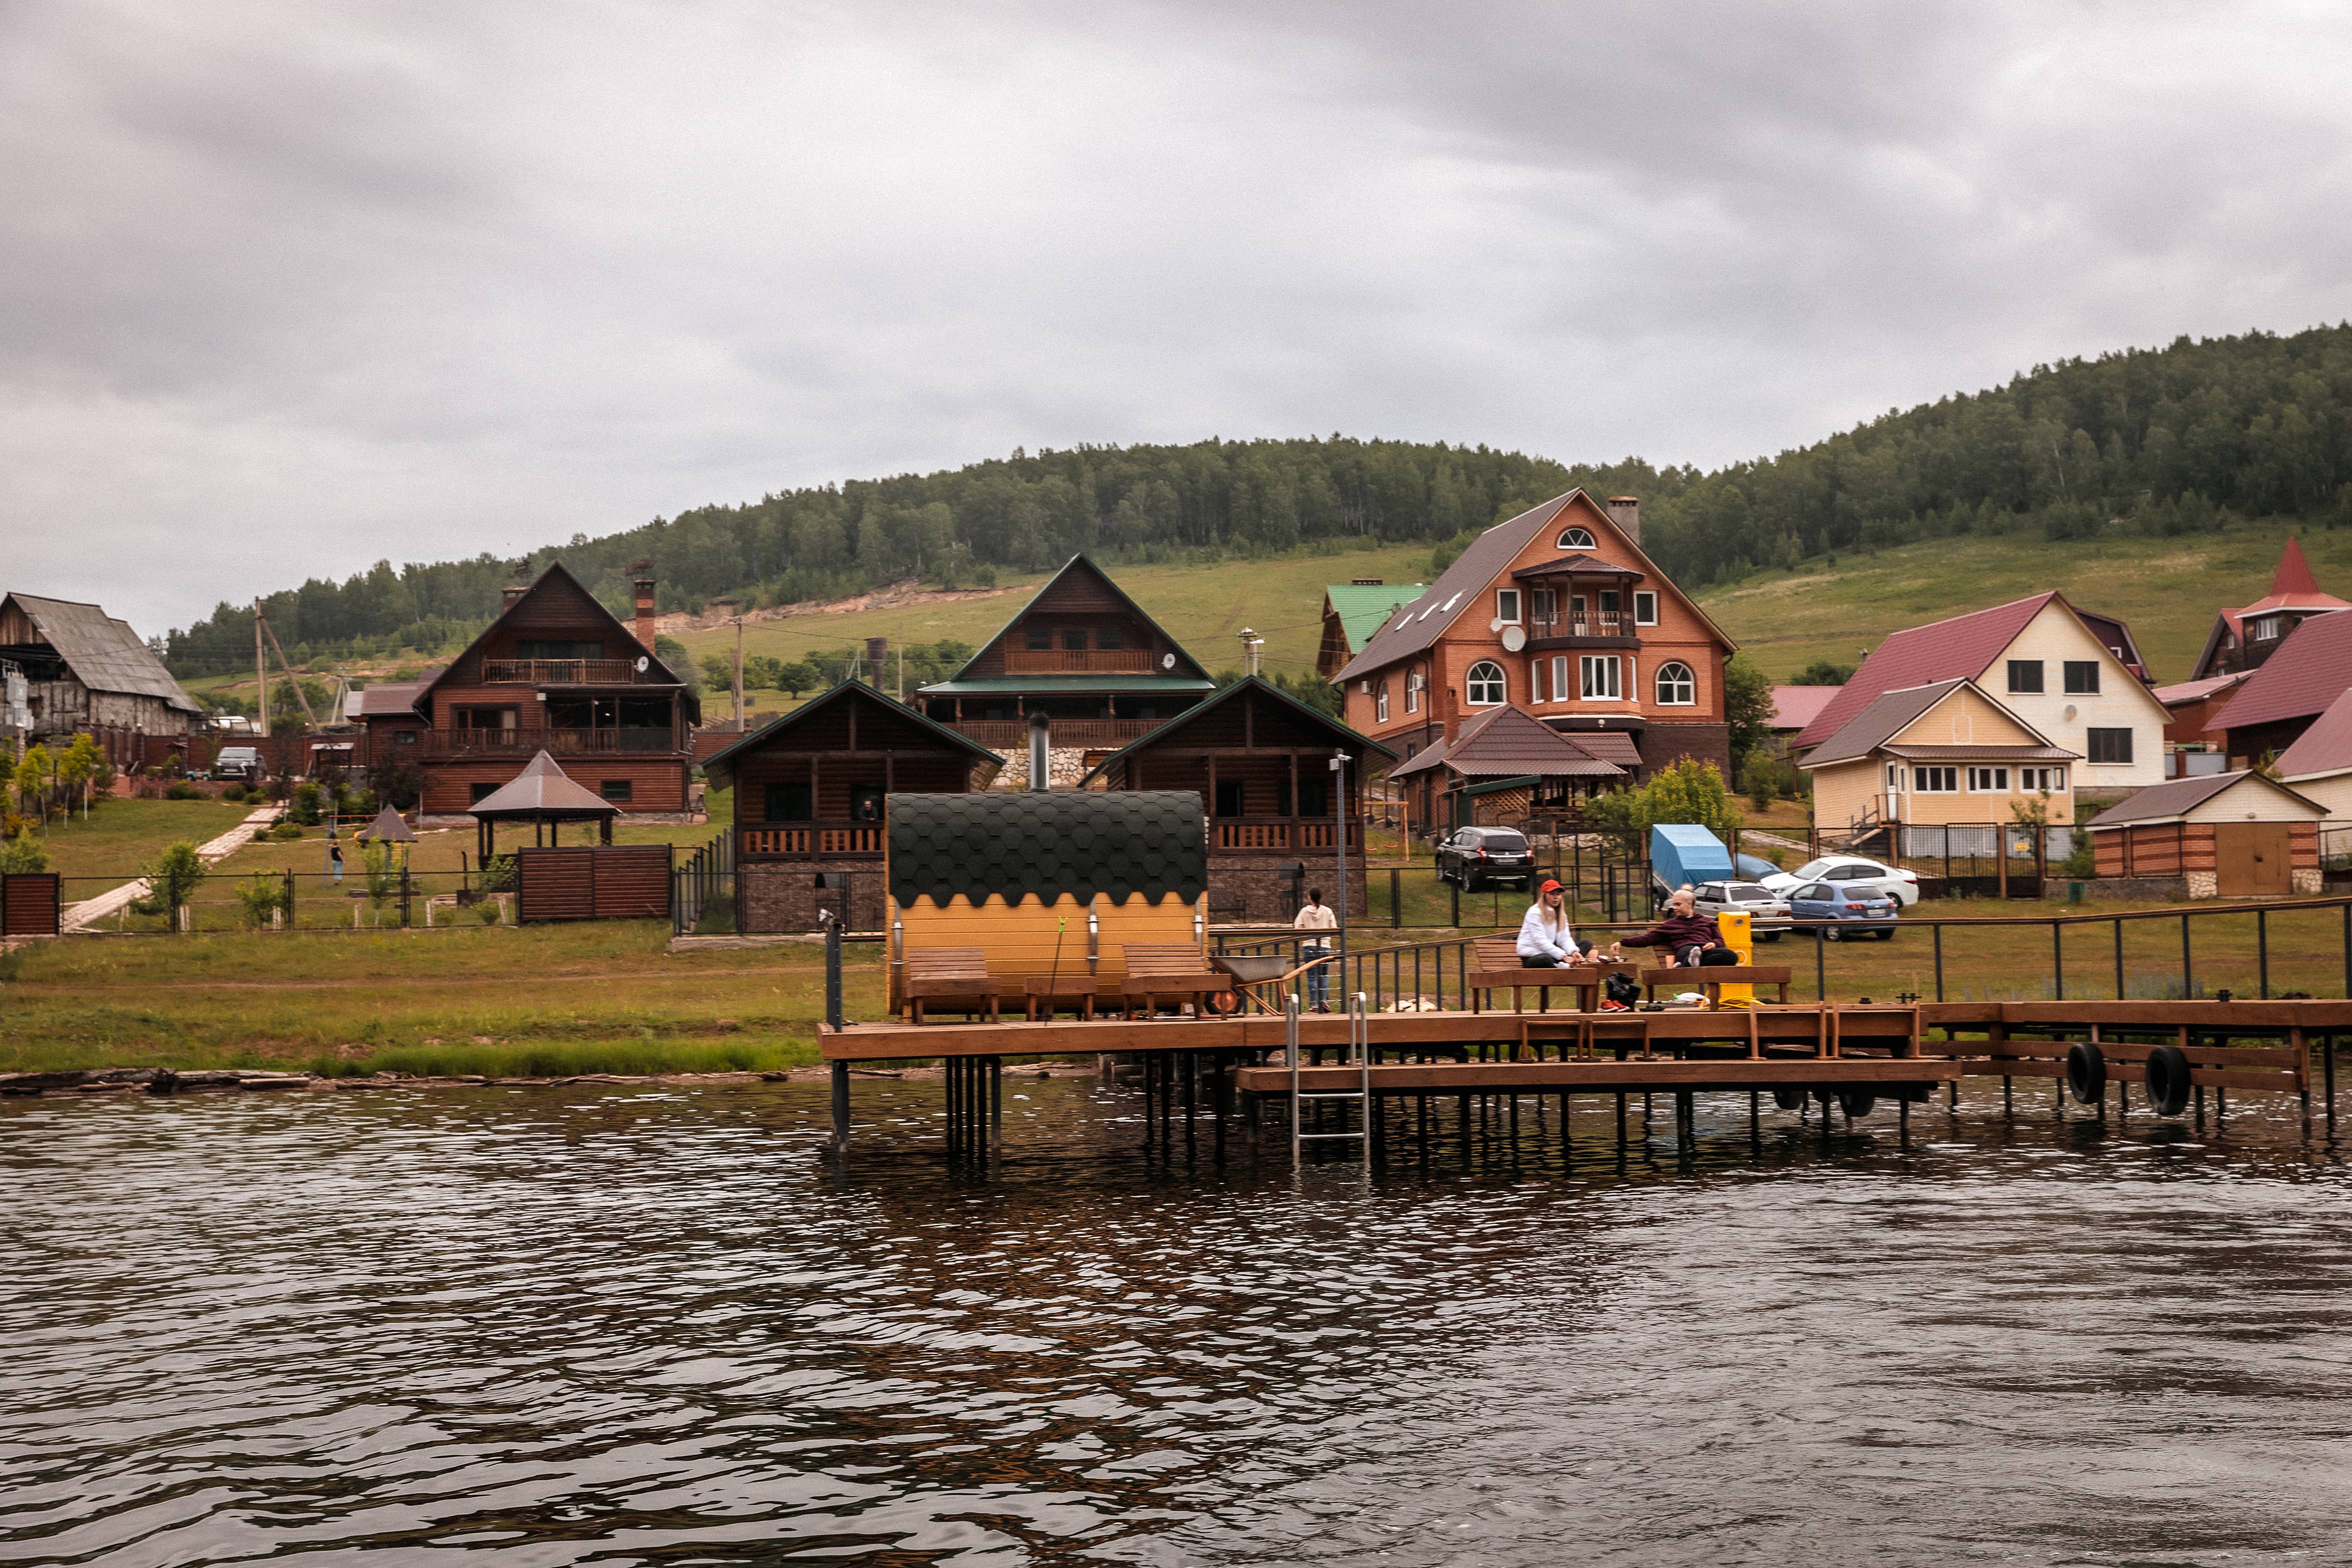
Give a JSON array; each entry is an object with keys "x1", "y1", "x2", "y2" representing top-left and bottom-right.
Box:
[
  {"x1": 422, "y1": 726, "x2": 678, "y2": 758},
  {"x1": 1212, "y1": 818, "x2": 1361, "y2": 851},
  {"x1": 1000, "y1": 646, "x2": 1158, "y2": 675},
  {"x1": 950, "y1": 718, "x2": 1162, "y2": 748},
  {"x1": 479, "y1": 658, "x2": 650, "y2": 684},
  {"x1": 738, "y1": 822, "x2": 884, "y2": 858}
]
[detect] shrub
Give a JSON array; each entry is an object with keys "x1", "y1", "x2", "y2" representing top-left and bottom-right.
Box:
[
  {"x1": 0, "y1": 832, "x2": 52, "y2": 874},
  {"x1": 220, "y1": 782, "x2": 248, "y2": 802},
  {"x1": 235, "y1": 870, "x2": 292, "y2": 930},
  {"x1": 270, "y1": 821, "x2": 304, "y2": 842},
  {"x1": 2056, "y1": 834, "x2": 2096, "y2": 880},
  {"x1": 164, "y1": 780, "x2": 204, "y2": 800},
  {"x1": 132, "y1": 841, "x2": 206, "y2": 925},
  {"x1": 1585, "y1": 759, "x2": 1744, "y2": 858},
  {"x1": 475, "y1": 898, "x2": 502, "y2": 924},
  {"x1": 290, "y1": 781, "x2": 324, "y2": 826}
]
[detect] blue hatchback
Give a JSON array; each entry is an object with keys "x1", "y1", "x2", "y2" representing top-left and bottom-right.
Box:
[{"x1": 1787, "y1": 878, "x2": 1898, "y2": 940}]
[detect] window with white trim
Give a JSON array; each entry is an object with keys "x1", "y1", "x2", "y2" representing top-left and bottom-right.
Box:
[
  {"x1": 2019, "y1": 766, "x2": 2066, "y2": 792},
  {"x1": 1911, "y1": 766, "x2": 1958, "y2": 792},
  {"x1": 1376, "y1": 682, "x2": 1389, "y2": 722},
  {"x1": 1886, "y1": 764, "x2": 1904, "y2": 794},
  {"x1": 1968, "y1": 766, "x2": 2011, "y2": 793},
  {"x1": 1496, "y1": 588, "x2": 1520, "y2": 624},
  {"x1": 1406, "y1": 670, "x2": 1420, "y2": 714},
  {"x1": 1530, "y1": 658, "x2": 1544, "y2": 704},
  {"x1": 2088, "y1": 728, "x2": 2134, "y2": 764},
  {"x1": 1552, "y1": 655, "x2": 1568, "y2": 702},
  {"x1": 1633, "y1": 590, "x2": 1658, "y2": 626},
  {"x1": 1466, "y1": 660, "x2": 1506, "y2": 706},
  {"x1": 1580, "y1": 655, "x2": 1621, "y2": 700},
  {"x1": 1654, "y1": 661, "x2": 1695, "y2": 705},
  {"x1": 1557, "y1": 526, "x2": 1596, "y2": 549}
]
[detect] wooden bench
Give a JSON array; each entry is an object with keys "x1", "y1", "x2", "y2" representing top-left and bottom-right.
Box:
[
  {"x1": 1640, "y1": 965, "x2": 1793, "y2": 1007},
  {"x1": 1118, "y1": 944, "x2": 1230, "y2": 1018},
  {"x1": 904, "y1": 947, "x2": 999, "y2": 1024},
  {"x1": 1024, "y1": 972, "x2": 1094, "y2": 1022},
  {"x1": 1467, "y1": 935, "x2": 1630, "y2": 1013}
]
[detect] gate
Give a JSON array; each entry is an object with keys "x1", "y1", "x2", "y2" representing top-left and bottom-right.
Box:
[
  {"x1": 0, "y1": 874, "x2": 62, "y2": 938},
  {"x1": 515, "y1": 846, "x2": 674, "y2": 922}
]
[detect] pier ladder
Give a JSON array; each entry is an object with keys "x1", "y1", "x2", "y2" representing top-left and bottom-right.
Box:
[{"x1": 1290, "y1": 992, "x2": 1372, "y2": 1167}]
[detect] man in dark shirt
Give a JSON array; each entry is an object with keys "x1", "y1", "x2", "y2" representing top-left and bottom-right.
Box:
[{"x1": 1611, "y1": 886, "x2": 1734, "y2": 968}]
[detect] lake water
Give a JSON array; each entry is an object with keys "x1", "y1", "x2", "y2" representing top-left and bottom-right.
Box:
[{"x1": 6, "y1": 1078, "x2": 2352, "y2": 1566}]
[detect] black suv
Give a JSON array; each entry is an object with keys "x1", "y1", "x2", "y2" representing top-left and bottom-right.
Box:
[{"x1": 1435, "y1": 827, "x2": 1536, "y2": 892}]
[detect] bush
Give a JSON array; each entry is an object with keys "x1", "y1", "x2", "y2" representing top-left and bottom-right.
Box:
[
  {"x1": 270, "y1": 821, "x2": 304, "y2": 841},
  {"x1": 164, "y1": 780, "x2": 204, "y2": 801},
  {"x1": 1585, "y1": 758, "x2": 1744, "y2": 859},
  {"x1": 132, "y1": 841, "x2": 206, "y2": 924},
  {"x1": 0, "y1": 832, "x2": 52, "y2": 874},
  {"x1": 220, "y1": 782, "x2": 248, "y2": 802},
  {"x1": 235, "y1": 870, "x2": 292, "y2": 930},
  {"x1": 475, "y1": 898, "x2": 502, "y2": 924},
  {"x1": 2057, "y1": 834, "x2": 2096, "y2": 880},
  {"x1": 290, "y1": 781, "x2": 324, "y2": 826}
]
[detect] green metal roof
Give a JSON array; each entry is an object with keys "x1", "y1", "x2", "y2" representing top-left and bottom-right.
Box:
[
  {"x1": 1325, "y1": 582, "x2": 1427, "y2": 654},
  {"x1": 916, "y1": 674, "x2": 1216, "y2": 696},
  {"x1": 888, "y1": 790, "x2": 1206, "y2": 906}
]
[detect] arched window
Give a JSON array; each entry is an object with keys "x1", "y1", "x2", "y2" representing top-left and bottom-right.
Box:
[
  {"x1": 1376, "y1": 682, "x2": 1390, "y2": 722},
  {"x1": 1466, "y1": 660, "x2": 1506, "y2": 706},
  {"x1": 1556, "y1": 526, "x2": 1596, "y2": 549},
  {"x1": 1655, "y1": 661, "x2": 1696, "y2": 706}
]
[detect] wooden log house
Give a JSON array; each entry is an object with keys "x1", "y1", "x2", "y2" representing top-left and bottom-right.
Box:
[
  {"x1": 1080, "y1": 675, "x2": 1393, "y2": 924},
  {"x1": 366, "y1": 563, "x2": 700, "y2": 820},
  {"x1": 700, "y1": 680, "x2": 1005, "y2": 932}
]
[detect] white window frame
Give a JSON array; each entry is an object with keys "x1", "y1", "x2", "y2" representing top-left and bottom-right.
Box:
[
  {"x1": 1466, "y1": 660, "x2": 1507, "y2": 706},
  {"x1": 1967, "y1": 766, "x2": 2011, "y2": 794},
  {"x1": 1632, "y1": 590, "x2": 1659, "y2": 626},
  {"x1": 1885, "y1": 764, "x2": 1904, "y2": 794},
  {"x1": 1550, "y1": 656, "x2": 1568, "y2": 703},
  {"x1": 1557, "y1": 526, "x2": 1596, "y2": 550},
  {"x1": 1912, "y1": 766, "x2": 1957, "y2": 792},
  {"x1": 1530, "y1": 658, "x2": 1544, "y2": 704},
  {"x1": 1376, "y1": 682, "x2": 1389, "y2": 723},
  {"x1": 1580, "y1": 655, "x2": 1622, "y2": 700},
  {"x1": 2020, "y1": 766, "x2": 2066, "y2": 792},
  {"x1": 1654, "y1": 660, "x2": 1695, "y2": 706},
  {"x1": 1406, "y1": 670, "x2": 1421, "y2": 714},
  {"x1": 1496, "y1": 588, "x2": 1521, "y2": 624}
]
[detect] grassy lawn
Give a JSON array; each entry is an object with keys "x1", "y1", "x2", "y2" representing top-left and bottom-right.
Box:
[
  {"x1": 0, "y1": 920, "x2": 877, "y2": 1076},
  {"x1": 26, "y1": 798, "x2": 257, "y2": 901}
]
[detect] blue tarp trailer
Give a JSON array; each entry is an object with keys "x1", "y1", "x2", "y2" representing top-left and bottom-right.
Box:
[{"x1": 1649, "y1": 824, "x2": 1735, "y2": 906}]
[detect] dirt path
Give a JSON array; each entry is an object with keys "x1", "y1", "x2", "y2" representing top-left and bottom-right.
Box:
[{"x1": 62, "y1": 806, "x2": 286, "y2": 934}]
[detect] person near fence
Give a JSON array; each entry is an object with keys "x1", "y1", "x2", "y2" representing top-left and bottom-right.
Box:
[
  {"x1": 1610, "y1": 885, "x2": 1734, "y2": 968},
  {"x1": 1517, "y1": 878, "x2": 1596, "y2": 967},
  {"x1": 1294, "y1": 888, "x2": 1338, "y2": 1012},
  {"x1": 326, "y1": 837, "x2": 344, "y2": 885}
]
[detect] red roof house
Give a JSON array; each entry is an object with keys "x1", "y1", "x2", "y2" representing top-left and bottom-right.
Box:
[
  {"x1": 2203, "y1": 604, "x2": 2352, "y2": 767},
  {"x1": 2188, "y1": 537, "x2": 2350, "y2": 680}
]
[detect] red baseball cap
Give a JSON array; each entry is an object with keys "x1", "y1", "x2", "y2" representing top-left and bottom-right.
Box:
[{"x1": 1538, "y1": 878, "x2": 1563, "y2": 894}]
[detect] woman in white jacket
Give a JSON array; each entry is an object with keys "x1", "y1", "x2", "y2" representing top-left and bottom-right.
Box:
[{"x1": 1516, "y1": 878, "x2": 1594, "y2": 966}]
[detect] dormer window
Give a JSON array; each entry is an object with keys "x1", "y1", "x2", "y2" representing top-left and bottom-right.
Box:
[{"x1": 1556, "y1": 526, "x2": 1596, "y2": 549}]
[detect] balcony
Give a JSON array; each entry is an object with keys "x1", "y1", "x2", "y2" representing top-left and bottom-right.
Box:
[
  {"x1": 480, "y1": 658, "x2": 650, "y2": 684},
  {"x1": 1210, "y1": 818, "x2": 1360, "y2": 852},
  {"x1": 422, "y1": 726, "x2": 680, "y2": 759},
  {"x1": 1000, "y1": 646, "x2": 1161, "y2": 676},
  {"x1": 950, "y1": 718, "x2": 1163, "y2": 749},
  {"x1": 738, "y1": 822, "x2": 884, "y2": 859},
  {"x1": 1526, "y1": 611, "x2": 1638, "y2": 650}
]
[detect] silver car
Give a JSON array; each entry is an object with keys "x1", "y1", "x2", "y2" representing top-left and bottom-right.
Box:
[{"x1": 1692, "y1": 880, "x2": 1792, "y2": 941}]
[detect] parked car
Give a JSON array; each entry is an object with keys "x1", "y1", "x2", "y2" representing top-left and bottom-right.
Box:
[
  {"x1": 1692, "y1": 880, "x2": 1792, "y2": 940},
  {"x1": 213, "y1": 746, "x2": 262, "y2": 782},
  {"x1": 1734, "y1": 852, "x2": 1784, "y2": 882},
  {"x1": 1436, "y1": 826, "x2": 1537, "y2": 891},
  {"x1": 1760, "y1": 855, "x2": 1922, "y2": 907},
  {"x1": 1786, "y1": 878, "x2": 1899, "y2": 940}
]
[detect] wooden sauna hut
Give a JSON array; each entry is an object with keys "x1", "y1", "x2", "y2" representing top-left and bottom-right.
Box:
[{"x1": 885, "y1": 790, "x2": 1208, "y2": 1018}]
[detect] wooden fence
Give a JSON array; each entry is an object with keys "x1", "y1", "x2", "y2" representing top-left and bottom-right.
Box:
[
  {"x1": 0, "y1": 874, "x2": 60, "y2": 938},
  {"x1": 514, "y1": 846, "x2": 674, "y2": 922}
]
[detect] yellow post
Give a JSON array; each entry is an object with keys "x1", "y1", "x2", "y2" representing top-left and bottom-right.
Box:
[{"x1": 1714, "y1": 908, "x2": 1756, "y2": 1009}]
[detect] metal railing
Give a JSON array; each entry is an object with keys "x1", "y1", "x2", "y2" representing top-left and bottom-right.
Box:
[{"x1": 672, "y1": 829, "x2": 734, "y2": 936}]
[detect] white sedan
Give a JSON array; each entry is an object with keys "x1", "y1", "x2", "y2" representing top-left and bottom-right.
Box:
[{"x1": 1758, "y1": 856, "x2": 1922, "y2": 908}]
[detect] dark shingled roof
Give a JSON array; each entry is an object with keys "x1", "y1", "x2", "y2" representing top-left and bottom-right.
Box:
[
  {"x1": 1076, "y1": 674, "x2": 1394, "y2": 788},
  {"x1": 466, "y1": 750, "x2": 620, "y2": 820},
  {"x1": 698, "y1": 680, "x2": 1004, "y2": 789},
  {"x1": 1510, "y1": 552, "x2": 1644, "y2": 580},
  {"x1": 1, "y1": 593, "x2": 201, "y2": 714},
  {"x1": 1800, "y1": 680, "x2": 1972, "y2": 766},
  {"x1": 1388, "y1": 705, "x2": 1623, "y2": 782},
  {"x1": 888, "y1": 790, "x2": 1206, "y2": 907},
  {"x1": 2086, "y1": 770, "x2": 2323, "y2": 827}
]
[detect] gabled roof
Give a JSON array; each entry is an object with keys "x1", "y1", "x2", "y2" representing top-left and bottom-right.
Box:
[
  {"x1": 1388, "y1": 704, "x2": 1622, "y2": 781},
  {"x1": 2274, "y1": 686, "x2": 2352, "y2": 780},
  {"x1": 0, "y1": 593, "x2": 201, "y2": 714},
  {"x1": 1792, "y1": 596, "x2": 2056, "y2": 750},
  {"x1": 351, "y1": 682, "x2": 424, "y2": 718},
  {"x1": 2192, "y1": 538, "x2": 2351, "y2": 678},
  {"x1": 1078, "y1": 675, "x2": 1394, "y2": 788},
  {"x1": 1768, "y1": 684, "x2": 1840, "y2": 733},
  {"x1": 1510, "y1": 552, "x2": 1643, "y2": 580},
  {"x1": 416, "y1": 562, "x2": 686, "y2": 710},
  {"x1": 2152, "y1": 671, "x2": 2252, "y2": 708},
  {"x1": 1324, "y1": 582, "x2": 1426, "y2": 656},
  {"x1": 699, "y1": 679, "x2": 1005, "y2": 788},
  {"x1": 1334, "y1": 490, "x2": 1734, "y2": 686},
  {"x1": 1800, "y1": 678, "x2": 2070, "y2": 768},
  {"x1": 2087, "y1": 769, "x2": 2322, "y2": 827},
  {"x1": 2202, "y1": 604, "x2": 2352, "y2": 735},
  {"x1": 942, "y1": 554, "x2": 1210, "y2": 684},
  {"x1": 465, "y1": 750, "x2": 620, "y2": 820}
]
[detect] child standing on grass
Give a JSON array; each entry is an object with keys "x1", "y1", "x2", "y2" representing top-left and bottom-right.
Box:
[{"x1": 326, "y1": 836, "x2": 343, "y2": 885}]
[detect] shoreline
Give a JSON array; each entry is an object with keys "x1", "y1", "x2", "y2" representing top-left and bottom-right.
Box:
[{"x1": 0, "y1": 1063, "x2": 1101, "y2": 1098}]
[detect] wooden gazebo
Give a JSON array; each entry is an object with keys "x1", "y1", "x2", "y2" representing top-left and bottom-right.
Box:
[{"x1": 465, "y1": 749, "x2": 620, "y2": 860}]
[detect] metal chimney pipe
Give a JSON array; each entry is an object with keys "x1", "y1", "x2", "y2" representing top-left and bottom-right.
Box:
[{"x1": 1028, "y1": 709, "x2": 1051, "y2": 792}]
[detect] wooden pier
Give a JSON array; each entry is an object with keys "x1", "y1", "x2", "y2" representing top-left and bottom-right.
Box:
[{"x1": 818, "y1": 998, "x2": 2352, "y2": 1158}]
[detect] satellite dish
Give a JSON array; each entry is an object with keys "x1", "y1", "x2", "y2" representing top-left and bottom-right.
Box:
[
  {"x1": 1162, "y1": 653, "x2": 1176, "y2": 670},
  {"x1": 2062, "y1": 703, "x2": 2078, "y2": 721},
  {"x1": 1488, "y1": 617, "x2": 1506, "y2": 633},
  {"x1": 1500, "y1": 626, "x2": 1527, "y2": 652},
  {"x1": 635, "y1": 656, "x2": 650, "y2": 673}
]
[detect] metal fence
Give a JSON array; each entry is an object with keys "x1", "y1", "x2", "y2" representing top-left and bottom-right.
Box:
[
  {"x1": 672, "y1": 830, "x2": 734, "y2": 936},
  {"x1": 48, "y1": 866, "x2": 522, "y2": 934}
]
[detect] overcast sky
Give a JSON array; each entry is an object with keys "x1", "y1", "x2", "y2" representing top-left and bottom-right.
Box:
[{"x1": 7, "y1": 1, "x2": 2352, "y2": 635}]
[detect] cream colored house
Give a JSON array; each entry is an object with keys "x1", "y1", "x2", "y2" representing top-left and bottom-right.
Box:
[
  {"x1": 1802, "y1": 678, "x2": 2080, "y2": 842},
  {"x1": 1794, "y1": 594, "x2": 2170, "y2": 824}
]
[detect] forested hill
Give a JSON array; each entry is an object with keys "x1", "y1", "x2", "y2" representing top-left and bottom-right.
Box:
[{"x1": 164, "y1": 323, "x2": 2352, "y2": 677}]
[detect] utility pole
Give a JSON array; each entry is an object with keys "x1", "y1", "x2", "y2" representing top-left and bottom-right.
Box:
[
  {"x1": 732, "y1": 616, "x2": 744, "y2": 730},
  {"x1": 255, "y1": 606, "x2": 270, "y2": 740}
]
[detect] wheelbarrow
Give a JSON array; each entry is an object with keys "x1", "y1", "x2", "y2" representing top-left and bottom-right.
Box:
[{"x1": 1210, "y1": 952, "x2": 1337, "y2": 1015}]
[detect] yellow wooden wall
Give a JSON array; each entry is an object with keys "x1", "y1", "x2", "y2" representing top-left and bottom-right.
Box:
[{"x1": 889, "y1": 892, "x2": 1203, "y2": 1009}]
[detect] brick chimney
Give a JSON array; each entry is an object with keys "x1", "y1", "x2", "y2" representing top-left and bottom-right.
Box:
[
  {"x1": 502, "y1": 584, "x2": 528, "y2": 608},
  {"x1": 631, "y1": 558, "x2": 658, "y2": 654},
  {"x1": 864, "y1": 636, "x2": 888, "y2": 688},
  {"x1": 1606, "y1": 496, "x2": 1640, "y2": 545}
]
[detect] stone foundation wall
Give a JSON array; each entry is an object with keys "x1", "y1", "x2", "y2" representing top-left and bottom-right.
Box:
[
  {"x1": 2076, "y1": 876, "x2": 2190, "y2": 902},
  {"x1": 989, "y1": 747, "x2": 1096, "y2": 790},
  {"x1": 2186, "y1": 870, "x2": 2218, "y2": 900},
  {"x1": 739, "y1": 860, "x2": 888, "y2": 934},
  {"x1": 2293, "y1": 867, "x2": 2323, "y2": 895}
]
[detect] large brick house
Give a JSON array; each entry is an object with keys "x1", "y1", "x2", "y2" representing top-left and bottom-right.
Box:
[
  {"x1": 1332, "y1": 492, "x2": 1736, "y2": 817},
  {"x1": 361, "y1": 562, "x2": 700, "y2": 820}
]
